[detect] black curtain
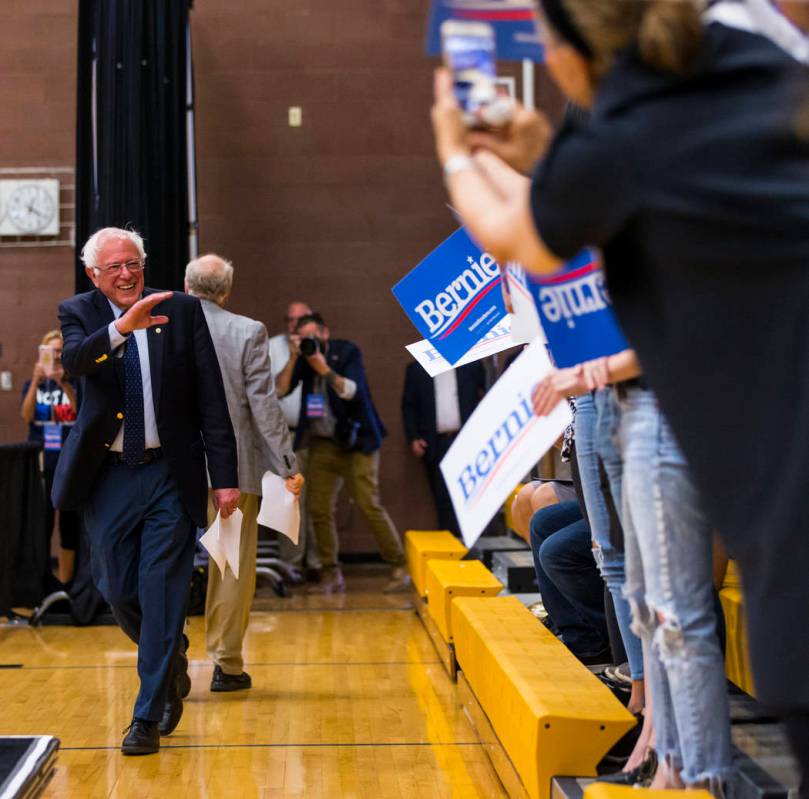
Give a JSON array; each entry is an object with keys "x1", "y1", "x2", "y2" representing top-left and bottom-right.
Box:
[
  {"x1": 0, "y1": 444, "x2": 49, "y2": 613},
  {"x1": 75, "y1": 0, "x2": 193, "y2": 292}
]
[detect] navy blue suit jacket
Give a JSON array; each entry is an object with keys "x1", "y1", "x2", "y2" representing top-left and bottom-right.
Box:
[
  {"x1": 52, "y1": 288, "x2": 238, "y2": 527},
  {"x1": 290, "y1": 339, "x2": 386, "y2": 454},
  {"x1": 401, "y1": 361, "x2": 486, "y2": 464}
]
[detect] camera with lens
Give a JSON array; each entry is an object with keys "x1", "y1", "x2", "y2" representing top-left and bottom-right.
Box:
[{"x1": 299, "y1": 336, "x2": 323, "y2": 357}]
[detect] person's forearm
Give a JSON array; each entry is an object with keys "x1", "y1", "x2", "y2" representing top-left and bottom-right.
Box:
[
  {"x1": 275, "y1": 357, "x2": 296, "y2": 397},
  {"x1": 59, "y1": 381, "x2": 77, "y2": 409},
  {"x1": 443, "y1": 154, "x2": 562, "y2": 275},
  {"x1": 605, "y1": 350, "x2": 642, "y2": 384},
  {"x1": 324, "y1": 369, "x2": 355, "y2": 400},
  {"x1": 20, "y1": 381, "x2": 38, "y2": 423}
]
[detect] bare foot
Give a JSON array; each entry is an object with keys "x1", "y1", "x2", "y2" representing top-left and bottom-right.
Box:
[
  {"x1": 627, "y1": 678, "x2": 645, "y2": 715},
  {"x1": 624, "y1": 710, "x2": 654, "y2": 772}
]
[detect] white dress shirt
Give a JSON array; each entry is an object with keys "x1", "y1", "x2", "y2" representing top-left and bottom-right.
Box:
[
  {"x1": 107, "y1": 301, "x2": 161, "y2": 451},
  {"x1": 268, "y1": 333, "x2": 303, "y2": 429},
  {"x1": 434, "y1": 369, "x2": 462, "y2": 434}
]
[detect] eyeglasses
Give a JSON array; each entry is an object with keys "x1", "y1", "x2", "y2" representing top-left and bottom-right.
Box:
[{"x1": 94, "y1": 259, "x2": 145, "y2": 275}]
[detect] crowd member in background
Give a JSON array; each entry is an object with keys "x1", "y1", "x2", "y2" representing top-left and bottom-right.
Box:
[
  {"x1": 431, "y1": 0, "x2": 809, "y2": 788},
  {"x1": 185, "y1": 255, "x2": 304, "y2": 693},
  {"x1": 573, "y1": 389, "x2": 646, "y2": 717},
  {"x1": 269, "y1": 300, "x2": 324, "y2": 581},
  {"x1": 401, "y1": 360, "x2": 486, "y2": 537},
  {"x1": 529, "y1": 437, "x2": 611, "y2": 667},
  {"x1": 53, "y1": 227, "x2": 239, "y2": 755},
  {"x1": 276, "y1": 313, "x2": 408, "y2": 595},
  {"x1": 20, "y1": 330, "x2": 81, "y2": 585}
]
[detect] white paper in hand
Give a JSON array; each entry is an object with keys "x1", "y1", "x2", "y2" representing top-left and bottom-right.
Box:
[
  {"x1": 257, "y1": 472, "x2": 301, "y2": 545},
  {"x1": 200, "y1": 508, "x2": 243, "y2": 579},
  {"x1": 200, "y1": 511, "x2": 226, "y2": 575},
  {"x1": 220, "y1": 508, "x2": 243, "y2": 580}
]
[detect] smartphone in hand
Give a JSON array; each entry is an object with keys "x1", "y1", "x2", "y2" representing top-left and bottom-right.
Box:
[
  {"x1": 441, "y1": 20, "x2": 513, "y2": 129},
  {"x1": 38, "y1": 344, "x2": 55, "y2": 377}
]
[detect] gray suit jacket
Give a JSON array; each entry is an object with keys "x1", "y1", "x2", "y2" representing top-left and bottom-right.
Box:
[{"x1": 200, "y1": 299, "x2": 297, "y2": 495}]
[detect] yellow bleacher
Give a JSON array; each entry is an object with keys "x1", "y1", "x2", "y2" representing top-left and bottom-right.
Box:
[
  {"x1": 404, "y1": 530, "x2": 467, "y2": 598},
  {"x1": 426, "y1": 559, "x2": 503, "y2": 644},
  {"x1": 719, "y1": 560, "x2": 755, "y2": 696},
  {"x1": 452, "y1": 596, "x2": 636, "y2": 799},
  {"x1": 584, "y1": 785, "x2": 713, "y2": 799}
]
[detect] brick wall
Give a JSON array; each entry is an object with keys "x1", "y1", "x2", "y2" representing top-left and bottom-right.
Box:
[{"x1": 0, "y1": 1, "x2": 563, "y2": 549}]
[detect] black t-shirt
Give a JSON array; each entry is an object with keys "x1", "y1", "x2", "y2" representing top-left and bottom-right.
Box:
[{"x1": 532, "y1": 24, "x2": 809, "y2": 556}]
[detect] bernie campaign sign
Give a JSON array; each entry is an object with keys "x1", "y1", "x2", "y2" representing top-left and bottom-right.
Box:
[
  {"x1": 440, "y1": 337, "x2": 571, "y2": 546},
  {"x1": 405, "y1": 316, "x2": 517, "y2": 378},
  {"x1": 393, "y1": 227, "x2": 507, "y2": 366},
  {"x1": 426, "y1": 0, "x2": 543, "y2": 62},
  {"x1": 525, "y1": 249, "x2": 630, "y2": 368}
]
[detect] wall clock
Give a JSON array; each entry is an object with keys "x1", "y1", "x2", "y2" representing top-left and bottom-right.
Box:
[{"x1": 0, "y1": 179, "x2": 60, "y2": 236}]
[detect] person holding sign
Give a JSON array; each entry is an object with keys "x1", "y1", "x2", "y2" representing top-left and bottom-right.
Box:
[
  {"x1": 20, "y1": 330, "x2": 80, "y2": 585},
  {"x1": 431, "y1": 0, "x2": 809, "y2": 789}
]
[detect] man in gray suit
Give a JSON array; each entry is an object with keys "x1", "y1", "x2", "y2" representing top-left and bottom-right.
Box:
[{"x1": 185, "y1": 254, "x2": 303, "y2": 692}]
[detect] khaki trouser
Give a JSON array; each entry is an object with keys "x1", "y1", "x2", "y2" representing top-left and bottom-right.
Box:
[
  {"x1": 277, "y1": 448, "x2": 324, "y2": 570},
  {"x1": 205, "y1": 491, "x2": 258, "y2": 675},
  {"x1": 307, "y1": 438, "x2": 404, "y2": 569}
]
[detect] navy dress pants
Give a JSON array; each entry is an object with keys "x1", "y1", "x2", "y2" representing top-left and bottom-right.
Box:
[
  {"x1": 83, "y1": 457, "x2": 196, "y2": 722},
  {"x1": 530, "y1": 501, "x2": 609, "y2": 657}
]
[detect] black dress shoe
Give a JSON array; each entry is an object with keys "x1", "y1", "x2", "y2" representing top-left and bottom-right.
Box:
[
  {"x1": 177, "y1": 634, "x2": 191, "y2": 699},
  {"x1": 210, "y1": 664, "x2": 252, "y2": 692},
  {"x1": 121, "y1": 719, "x2": 160, "y2": 755},
  {"x1": 159, "y1": 674, "x2": 184, "y2": 736}
]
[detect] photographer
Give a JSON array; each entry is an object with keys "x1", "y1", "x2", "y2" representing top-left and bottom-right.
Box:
[{"x1": 276, "y1": 313, "x2": 407, "y2": 594}]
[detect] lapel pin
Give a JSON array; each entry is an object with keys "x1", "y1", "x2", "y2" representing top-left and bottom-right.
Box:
[{"x1": 155, "y1": 327, "x2": 162, "y2": 334}]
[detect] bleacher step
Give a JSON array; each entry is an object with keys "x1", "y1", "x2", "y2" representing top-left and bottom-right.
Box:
[
  {"x1": 466, "y1": 536, "x2": 529, "y2": 568},
  {"x1": 550, "y1": 734, "x2": 797, "y2": 799},
  {"x1": 492, "y1": 550, "x2": 539, "y2": 593}
]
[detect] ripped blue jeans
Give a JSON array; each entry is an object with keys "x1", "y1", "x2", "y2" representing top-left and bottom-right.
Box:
[
  {"x1": 575, "y1": 391, "x2": 644, "y2": 681},
  {"x1": 619, "y1": 387, "x2": 733, "y2": 790}
]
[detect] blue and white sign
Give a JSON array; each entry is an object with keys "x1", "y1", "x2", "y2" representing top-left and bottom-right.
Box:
[
  {"x1": 440, "y1": 337, "x2": 571, "y2": 546},
  {"x1": 525, "y1": 249, "x2": 629, "y2": 368},
  {"x1": 426, "y1": 0, "x2": 543, "y2": 62},
  {"x1": 405, "y1": 316, "x2": 517, "y2": 378},
  {"x1": 393, "y1": 227, "x2": 507, "y2": 366}
]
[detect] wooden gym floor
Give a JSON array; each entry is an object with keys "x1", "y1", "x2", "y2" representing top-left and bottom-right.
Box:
[{"x1": 0, "y1": 565, "x2": 506, "y2": 798}]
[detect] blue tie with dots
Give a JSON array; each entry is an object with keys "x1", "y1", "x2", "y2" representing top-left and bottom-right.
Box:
[{"x1": 122, "y1": 334, "x2": 145, "y2": 466}]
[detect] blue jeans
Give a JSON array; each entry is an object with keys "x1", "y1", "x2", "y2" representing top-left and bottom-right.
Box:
[
  {"x1": 619, "y1": 388, "x2": 733, "y2": 789},
  {"x1": 575, "y1": 391, "x2": 644, "y2": 680},
  {"x1": 530, "y1": 502, "x2": 609, "y2": 657}
]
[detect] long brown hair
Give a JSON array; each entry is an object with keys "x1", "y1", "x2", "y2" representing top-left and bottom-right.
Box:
[{"x1": 562, "y1": 0, "x2": 704, "y2": 77}]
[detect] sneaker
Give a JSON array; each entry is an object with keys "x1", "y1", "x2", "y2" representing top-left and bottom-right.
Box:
[
  {"x1": 604, "y1": 663, "x2": 633, "y2": 685},
  {"x1": 383, "y1": 567, "x2": 412, "y2": 594},
  {"x1": 306, "y1": 567, "x2": 345, "y2": 595},
  {"x1": 210, "y1": 665, "x2": 252, "y2": 692}
]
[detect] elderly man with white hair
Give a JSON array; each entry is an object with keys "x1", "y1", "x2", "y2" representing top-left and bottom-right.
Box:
[
  {"x1": 184, "y1": 253, "x2": 303, "y2": 693},
  {"x1": 53, "y1": 228, "x2": 239, "y2": 755}
]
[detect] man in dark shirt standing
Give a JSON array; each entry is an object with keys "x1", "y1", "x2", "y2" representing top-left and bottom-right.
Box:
[
  {"x1": 276, "y1": 313, "x2": 407, "y2": 595},
  {"x1": 53, "y1": 227, "x2": 239, "y2": 755}
]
